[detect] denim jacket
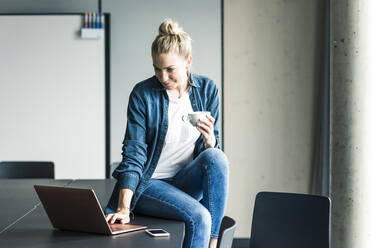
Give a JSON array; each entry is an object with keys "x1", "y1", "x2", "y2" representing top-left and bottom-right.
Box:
[{"x1": 105, "y1": 73, "x2": 221, "y2": 214}]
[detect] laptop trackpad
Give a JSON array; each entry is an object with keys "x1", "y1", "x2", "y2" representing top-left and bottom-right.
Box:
[{"x1": 109, "y1": 223, "x2": 146, "y2": 233}]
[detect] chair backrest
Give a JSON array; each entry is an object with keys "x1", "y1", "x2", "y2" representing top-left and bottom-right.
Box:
[
  {"x1": 0, "y1": 161, "x2": 55, "y2": 178},
  {"x1": 250, "y1": 192, "x2": 330, "y2": 248},
  {"x1": 217, "y1": 216, "x2": 237, "y2": 248}
]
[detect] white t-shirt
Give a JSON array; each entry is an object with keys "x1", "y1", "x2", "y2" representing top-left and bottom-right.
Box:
[{"x1": 152, "y1": 91, "x2": 201, "y2": 179}]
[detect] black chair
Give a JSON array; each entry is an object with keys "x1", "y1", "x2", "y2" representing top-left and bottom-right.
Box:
[
  {"x1": 249, "y1": 192, "x2": 330, "y2": 248},
  {"x1": 217, "y1": 216, "x2": 237, "y2": 248},
  {"x1": 0, "y1": 161, "x2": 55, "y2": 178}
]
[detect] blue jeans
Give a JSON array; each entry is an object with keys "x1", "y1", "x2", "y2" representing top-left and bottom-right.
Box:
[{"x1": 134, "y1": 148, "x2": 229, "y2": 248}]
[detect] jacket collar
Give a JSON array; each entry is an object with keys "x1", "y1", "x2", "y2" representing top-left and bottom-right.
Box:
[{"x1": 189, "y1": 73, "x2": 200, "y2": 87}]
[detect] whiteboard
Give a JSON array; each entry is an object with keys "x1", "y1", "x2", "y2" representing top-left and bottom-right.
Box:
[{"x1": 0, "y1": 14, "x2": 108, "y2": 179}]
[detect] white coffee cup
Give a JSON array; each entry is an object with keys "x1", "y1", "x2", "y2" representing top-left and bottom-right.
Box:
[{"x1": 182, "y1": 111, "x2": 210, "y2": 127}]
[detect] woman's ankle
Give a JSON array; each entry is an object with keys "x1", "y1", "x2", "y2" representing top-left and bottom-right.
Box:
[{"x1": 209, "y1": 237, "x2": 218, "y2": 248}]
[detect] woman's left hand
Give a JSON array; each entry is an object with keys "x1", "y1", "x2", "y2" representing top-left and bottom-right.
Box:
[{"x1": 196, "y1": 114, "x2": 216, "y2": 149}]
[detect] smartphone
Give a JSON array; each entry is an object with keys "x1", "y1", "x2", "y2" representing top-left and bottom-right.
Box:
[{"x1": 145, "y1": 229, "x2": 170, "y2": 237}]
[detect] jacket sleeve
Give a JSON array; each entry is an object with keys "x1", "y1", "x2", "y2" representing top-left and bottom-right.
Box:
[
  {"x1": 208, "y1": 81, "x2": 221, "y2": 149},
  {"x1": 194, "y1": 79, "x2": 221, "y2": 156},
  {"x1": 112, "y1": 89, "x2": 148, "y2": 193}
]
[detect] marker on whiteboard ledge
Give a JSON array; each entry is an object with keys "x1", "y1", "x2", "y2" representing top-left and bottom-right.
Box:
[
  {"x1": 100, "y1": 13, "x2": 105, "y2": 29},
  {"x1": 97, "y1": 13, "x2": 101, "y2": 28},
  {"x1": 97, "y1": 13, "x2": 101, "y2": 29},
  {"x1": 84, "y1": 12, "x2": 88, "y2": 28},
  {"x1": 94, "y1": 12, "x2": 98, "y2": 29},
  {"x1": 88, "y1": 12, "x2": 92, "y2": 28},
  {"x1": 94, "y1": 12, "x2": 97, "y2": 28}
]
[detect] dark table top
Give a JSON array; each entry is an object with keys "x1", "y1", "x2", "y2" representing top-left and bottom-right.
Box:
[
  {"x1": 0, "y1": 179, "x2": 71, "y2": 229},
  {"x1": 0, "y1": 179, "x2": 184, "y2": 248}
]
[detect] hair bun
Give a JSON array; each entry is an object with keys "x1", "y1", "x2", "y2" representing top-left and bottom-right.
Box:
[
  {"x1": 152, "y1": 18, "x2": 192, "y2": 59},
  {"x1": 158, "y1": 19, "x2": 183, "y2": 36}
]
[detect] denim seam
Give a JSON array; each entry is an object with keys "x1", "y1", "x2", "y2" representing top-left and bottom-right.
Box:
[
  {"x1": 140, "y1": 192, "x2": 196, "y2": 248},
  {"x1": 205, "y1": 165, "x2": 217, "y2": 238},
  {"x1": 207, "y1": 155, "x2": 219, "y2": 238}
]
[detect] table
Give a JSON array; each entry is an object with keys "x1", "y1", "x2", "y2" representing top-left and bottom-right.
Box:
[{"x1": 0, "y1": 179, "x2": 185, "y2": 247}]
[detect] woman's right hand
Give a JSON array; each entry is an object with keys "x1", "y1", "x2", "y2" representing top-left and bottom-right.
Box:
[
  {"x1": 106, "y1": 188, "x2": 133, "y2": 224},
  {"x1": 105, "y1": 209, "x2": 130, "y2": 225}
]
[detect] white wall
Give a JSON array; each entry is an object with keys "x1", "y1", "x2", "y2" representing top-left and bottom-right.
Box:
[
  {"x1": 0, "y1": 15, "x2": 106, "y2": 179},
  {"x1": 224, "y1": 0, "x2": 325, "y2": 237}
]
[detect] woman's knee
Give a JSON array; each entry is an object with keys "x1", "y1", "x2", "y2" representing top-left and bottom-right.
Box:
[{"x1": 201, "y1": 148, "x2": 229, "y2": 174}]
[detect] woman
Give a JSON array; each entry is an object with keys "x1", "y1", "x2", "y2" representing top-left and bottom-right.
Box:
[{"x1": 105, "y1": 19, "x2": 229, "y2": 248}]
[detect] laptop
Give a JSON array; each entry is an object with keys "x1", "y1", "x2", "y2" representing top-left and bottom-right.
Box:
[{"x1": 34, "y1": 185, "x2": 147, "y2": 235}]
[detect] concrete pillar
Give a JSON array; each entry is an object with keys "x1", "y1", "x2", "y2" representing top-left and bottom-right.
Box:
[{"x1": 331, "y1": 0, "x2": 372, "y2": 247}]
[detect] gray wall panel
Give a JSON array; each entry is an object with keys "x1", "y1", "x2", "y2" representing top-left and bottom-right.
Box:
[{"x1": 224, "y1": 0, "x2": 324, "y2": 236}]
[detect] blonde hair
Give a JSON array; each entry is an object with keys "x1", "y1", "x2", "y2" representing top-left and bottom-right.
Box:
[{"x1": 151, "y1": 19, "x2": 192, "y2": 60}]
